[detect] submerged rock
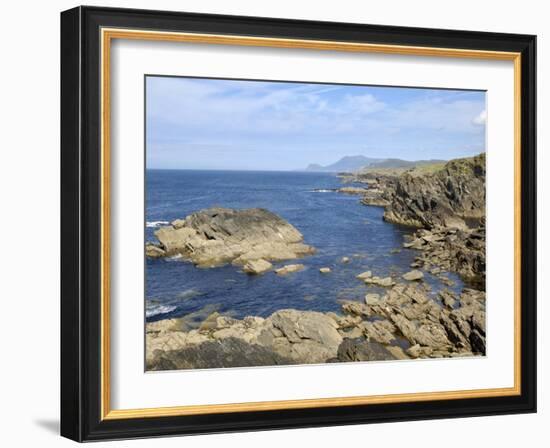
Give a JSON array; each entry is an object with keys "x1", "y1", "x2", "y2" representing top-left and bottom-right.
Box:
[
  {"x1": 275, "y1": 264, "x2": 305, "y2": 275},
  {"x1": 356, "y1": 270, "x2": 372, "y2": 280},
  {"x1": 147, "y1": 207, "x2": 315, "y2": 268},
  {"x1": 364, "y1": 293, "x2": 381, "y2": 305}
]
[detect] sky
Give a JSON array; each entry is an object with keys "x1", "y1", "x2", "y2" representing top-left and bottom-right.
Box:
[{"x1": 146, "y1": 76, "x2": 486, "y2": 171}]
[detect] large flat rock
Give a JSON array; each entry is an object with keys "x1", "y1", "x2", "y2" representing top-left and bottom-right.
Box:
[{"x1": 148, "y1": 207, "x2": 315, "y2": 267}]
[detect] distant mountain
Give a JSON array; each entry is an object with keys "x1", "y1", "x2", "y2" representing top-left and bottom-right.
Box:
[
  {"x1": 304, "y1": 155, "x2": 448, "y2": 173},
  {"x1": 305, "y1": 155, "x2": 383, "y2": 172},
  {"x1": 367, "y1": 158, "x2": 447, "y2": 169}
]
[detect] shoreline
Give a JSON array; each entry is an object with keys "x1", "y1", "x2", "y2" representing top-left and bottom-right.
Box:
[{"x1": 147, "y1": 280, "x2": 486, "y2": 370}]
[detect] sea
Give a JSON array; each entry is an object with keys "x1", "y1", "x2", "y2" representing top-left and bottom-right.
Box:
[{"x1": 145, "y1": 170, "x2": 463, "y2": 324}]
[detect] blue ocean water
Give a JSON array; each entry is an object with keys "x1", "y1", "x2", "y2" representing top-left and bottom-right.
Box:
[{"x1": 145, "y1": 170, "x2": 462, "y2": 322}]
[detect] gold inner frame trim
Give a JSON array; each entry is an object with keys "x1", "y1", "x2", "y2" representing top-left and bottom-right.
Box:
[{"x1": 100, "y1": 27, "x2": 522, "y2": 421}]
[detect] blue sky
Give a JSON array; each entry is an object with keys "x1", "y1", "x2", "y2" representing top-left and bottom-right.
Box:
[{"x1": 146, "y1": 76, "x2": 486, "y2": 171}]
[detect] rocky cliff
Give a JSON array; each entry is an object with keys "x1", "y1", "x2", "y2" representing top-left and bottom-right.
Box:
[
  {"x1": 352, "y1": 154, "x2": 486, "y2": 287},
  {"x1": 383, "y1": 153, "x2": 486, "y2": 229}
]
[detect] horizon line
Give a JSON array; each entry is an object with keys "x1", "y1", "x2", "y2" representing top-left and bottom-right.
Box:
[{"x1": 145, "y1": 152, "x2": 485, "y2": 172}]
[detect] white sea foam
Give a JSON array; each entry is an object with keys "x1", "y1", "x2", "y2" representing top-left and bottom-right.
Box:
[
  {"x1": 145, "y1": 304, "x2": 177, "y2": 318},
  {"x1": 176, "y1": 288, "x2": 202, "y2": 300},
  {"x1": 146, "y1": 221, "x2": 169, "y2": 228},
  {"x1": 310, "y1": 189, "x2": 335, "y2": 193}
]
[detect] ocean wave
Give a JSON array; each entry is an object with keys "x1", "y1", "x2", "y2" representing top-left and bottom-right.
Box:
[
  {"x1": 176, "y1": 288, "x2": 203, "y2": 300},
  {"x1": 146, "y1": 220, "x2": 169, "y2": 228},
  {"x1": 145, "y1": 304, "x2": 177, "y2": 318},
  {"x1": 309, "y1": 189, "x2": 336, "y2": 193}
]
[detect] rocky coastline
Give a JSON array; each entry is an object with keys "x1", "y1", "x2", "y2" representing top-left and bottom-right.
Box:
[
  {"x1": 146, "y1": 154, "x2": 486, "y2": 370},
  {"x1": 147, "y1": 281, "x2": 485, "y2": 370},
  {"x1": 347, "y1": 153, "x2": 486, "y2": 287}
]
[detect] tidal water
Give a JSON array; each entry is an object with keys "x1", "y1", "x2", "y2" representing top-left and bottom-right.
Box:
[{"x1": 145, "y1": 170, "x2": 462, "y2": 323}]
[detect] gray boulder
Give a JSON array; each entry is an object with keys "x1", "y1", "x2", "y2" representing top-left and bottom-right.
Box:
[
  {"x1": 243, "y1": 259, "x2": 273, "y2": 275},
  {"x1": 402, "y1": 270, "x2": 424, "y2": 281},
  {"x1": 337, "y1": 338, "x2": 395, "y2": 362}
]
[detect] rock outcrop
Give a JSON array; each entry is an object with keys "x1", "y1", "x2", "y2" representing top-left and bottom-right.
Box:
[
  {"x1": 337, "y1": 187, "x2": 370, "y2": 195},
  {"x1": 382, "y1": 153, "x2": 486, "y2": 230},
  {"x1": 404, "y1": 226, "x2": 486, "y2": 287},
  {"x1": 147, "y1": 208, "x2": 315, "y2": 267},
  {"x1": 360, "y1": 188, "x2": 393, "y2": 207},
  {"x1": 146, "y1": 281, "x2": 486, "y2": 371},
  {"x1": 355, "y1": 154, "x2": 486, "y2": 288},
  {"x1": 147, "y1": 309, "x2": 344, "y2": 370}
]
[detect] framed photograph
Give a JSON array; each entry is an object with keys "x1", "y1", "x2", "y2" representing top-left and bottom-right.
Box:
[{"x1": 60, "y1": 6, "x2": 537, "y2": 441}]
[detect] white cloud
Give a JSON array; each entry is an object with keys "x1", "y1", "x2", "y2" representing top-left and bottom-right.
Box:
[
  {"x1": 147, "y1": 79, "x2": 390, "y2": 140},
  {"x1": 473, "y1": 109, "x2": 487, "y2": 125},
  {"x1": 343, "y1": 93, "x2": 386, "y2": 114}
]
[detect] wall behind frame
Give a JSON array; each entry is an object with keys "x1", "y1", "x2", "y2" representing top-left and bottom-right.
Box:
[{"x1": 0, "y1": 0, "x2": 546, "y2": 447}]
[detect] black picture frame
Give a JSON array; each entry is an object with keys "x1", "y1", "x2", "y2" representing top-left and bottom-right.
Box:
[{"x1": 61, "y1": 5, "x2": 536, "y2": 442}]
